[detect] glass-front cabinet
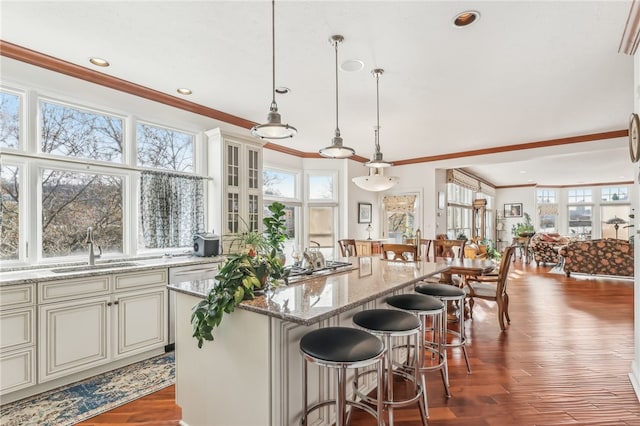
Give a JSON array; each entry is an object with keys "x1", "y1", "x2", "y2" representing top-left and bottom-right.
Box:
[{"x1": 207, "y1": 129, "x2": 263, "y2": 254}]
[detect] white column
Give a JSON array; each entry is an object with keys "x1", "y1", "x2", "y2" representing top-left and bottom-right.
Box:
[{"x1": 630, "y1": 48, "x2": 640, "y2": 402}]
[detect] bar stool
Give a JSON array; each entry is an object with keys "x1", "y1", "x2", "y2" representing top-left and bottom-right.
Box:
[
  {"x1": 299, "y1": 327, "x2": 385, "y2": 426},
  {"x1": 385, "y1": 293, "x2": 449, "y2": 412},
  {"x1": 415, "y1": 282, "x2": 472, "y2": 374},
  {"x1": 352, "y1": 309, "x2": 428, "y2": 426}
]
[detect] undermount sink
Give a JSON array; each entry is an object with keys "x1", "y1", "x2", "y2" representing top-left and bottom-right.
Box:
[{"x1": 51, "y1": 262, "x2": 141, "y2": 273}]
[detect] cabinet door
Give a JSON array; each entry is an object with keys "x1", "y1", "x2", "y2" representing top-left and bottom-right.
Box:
[
  {"x1": 114, "y1": 287, "x2": 167, "y2": 359},
  {"x1": 39, "y1": 295, "x2": 111, "y2": 383},
  {"x1": 0, "y1": 347, "x2": 35, "y2": 394}
]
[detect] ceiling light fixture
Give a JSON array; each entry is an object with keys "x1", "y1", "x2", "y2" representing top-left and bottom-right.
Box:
[
  {"x1": 352, "y1": 167, "x2": 399, "y2": 192},
  {"x1": 250, "y1": 0, "x2": 297, "y2": 140},
  {"x1": 89, "y1": 57, "x2": 109, "y2": 67},
  {"x1": 177, "y1": 88, "x2": 192, "y2": 95},
  {"x1": 319, "y1": 35, "x2": 356, "y2": 159},
  {"x1": 364, "y1": 69, "x2": 392, "y2": 168}
]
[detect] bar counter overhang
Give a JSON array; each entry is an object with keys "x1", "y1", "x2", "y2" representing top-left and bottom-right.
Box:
[{"x1": 169, "y1": 256, "x2": 449, "y2": 426}]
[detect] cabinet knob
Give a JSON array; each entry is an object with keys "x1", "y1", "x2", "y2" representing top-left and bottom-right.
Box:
[
  {"x1": 114, "y1": 300, "x2": 119, "y2": 305},
  {"x1": 107, "y1": 302, "x2": 112, "y2": 307}
]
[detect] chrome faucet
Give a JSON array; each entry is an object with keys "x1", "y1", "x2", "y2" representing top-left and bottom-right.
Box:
[{"x1": 86, "y1": 227, "x2": 102, "y2": 266}]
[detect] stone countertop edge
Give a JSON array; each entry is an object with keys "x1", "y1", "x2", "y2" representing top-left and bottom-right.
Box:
[
  {"x1": 0, "y1": 255, "x2": 225, "y2": 286},
  {"x1": 168, "y1": 262, "x2": 445, "y2": 327}
]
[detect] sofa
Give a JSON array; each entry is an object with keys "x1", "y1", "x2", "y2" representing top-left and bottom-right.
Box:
[
  {"x1": 558, "y1": 239, "x2": 634, "y2": 278},
  {"x1": 529, "y1": 233, "x2": 572, "y2": 265}
]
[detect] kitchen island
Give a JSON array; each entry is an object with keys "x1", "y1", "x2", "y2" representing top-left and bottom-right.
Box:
[{"x1": 170, "y1": 256, "x2": 449, "y2": 426}]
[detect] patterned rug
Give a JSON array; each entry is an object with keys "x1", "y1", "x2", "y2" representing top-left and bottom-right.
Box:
[{"x1": 0, "y1": 351, "x2": 174, "y2": 426}]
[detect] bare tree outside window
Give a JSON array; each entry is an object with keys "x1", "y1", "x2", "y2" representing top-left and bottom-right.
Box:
[
  {"x1": 0, "y1": 91, "x2": 20, "y2": 149},
  {"x1": 40, "y1": 101, "x2": 123, "y2": 162},
  {"x1": 0, "y1": 165, "x2": 19, "y2": 260},
  {"x1": 137, "y1": 123, "x2": 193, "y2": 172},
  {"x1": 41, "y1": 170, "x2": 123, "y2": 257}
]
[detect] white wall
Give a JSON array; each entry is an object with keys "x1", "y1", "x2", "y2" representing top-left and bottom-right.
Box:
[
  {"x1": 495, "y1": 187, "x2": 537, "y2": 239},
  {"x1": 630, "y1": 48, "x2": 640, "y2": 402}
]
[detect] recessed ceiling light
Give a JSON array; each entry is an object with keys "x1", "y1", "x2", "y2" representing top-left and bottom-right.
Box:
[
  {"x1": 275, "y1": 87, "x2": 290, "y2": 95},
  {"x1": 453, "y1": 10, "x2": 480, "y2": 28},
  {"x1": 341, "y1": 59, "x2": 364, "y2": 72},
  {"x1": 177, "y1": 88, "x2": 192, "y2": 95},
  {"x1": 519, "y1": 170, "x2": 527, "y2": 174},
  {"x1": 89, "y1": 57, "x2": 110, "y2": 67}
]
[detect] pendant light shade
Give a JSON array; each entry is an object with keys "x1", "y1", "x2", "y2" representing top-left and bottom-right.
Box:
[
  {"x1": 364, "y1": 69, "x2": 392, "y2": 168},
  {"x1": 352, "y1": 167, "x2": 399, "y2": 192},
  {"x1": 251, "y1": 0, "x2": 297, "y2": 140},
  {"x1": 319, "y1": 35, "x2": 356, "y2": 159}
]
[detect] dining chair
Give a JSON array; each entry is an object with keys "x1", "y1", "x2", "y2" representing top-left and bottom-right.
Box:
[
  {"x1": 381, "y1": 244, "x2": 418, "y2": 261},
  {"x1": 464, "y1": 245, "x2": 516, "y2": 331},
  {"x1": 405, "y1": 239, "x2": 432, "y2": 260},
  {"x1": 338, "y1": 239, "x2": 357, "y2": 257},
  {"x1": 433, "y1": 239, "x2": 466, "y2": 259}
]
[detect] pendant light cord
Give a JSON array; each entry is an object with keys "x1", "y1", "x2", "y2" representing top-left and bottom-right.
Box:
[
  {"x1": 271, "y1": 0, "x2": 276, "y2": 108},
  {"x1": 374, "y1": 71, "x2": 380, "y2": 153},
  {"x1": 334, "y1": 39, "x2": 340, "y2": 136}
]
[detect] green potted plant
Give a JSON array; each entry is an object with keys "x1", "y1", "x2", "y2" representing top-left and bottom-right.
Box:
[
  {"x1": 512, "y1": 212, "x2": 535, "y2": 237},
  {"x1": 190, "y1": 201, "x2": 290, "y2": 348}
]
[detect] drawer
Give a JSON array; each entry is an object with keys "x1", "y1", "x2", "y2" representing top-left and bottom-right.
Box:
[
  {"x1": 39, "y1": 276, "x2": 111, "y2": 304},
  {"x1": 0, "y1": 347, "x2": 36, "y2": 395},
  {"x1": 114, "y1": 269, "x2": 168, "y2": 292},
  {"x1": 0, "y1": 307, "x2": 35, "y2": 352},
  {"x1": 0, "y1": 284, "x2": 35, "y2": 310}
]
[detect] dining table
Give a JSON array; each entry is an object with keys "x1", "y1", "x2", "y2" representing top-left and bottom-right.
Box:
[{"x1": 436, "y1": 256, "x2": 497, "y2": 285}]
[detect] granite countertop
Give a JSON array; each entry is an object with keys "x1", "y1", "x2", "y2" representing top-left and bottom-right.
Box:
[
  {"x1": 0, "y1": 254, "x2": 225, "y2": 286},
  {"x1": 168, "y1": 256, "x2": 448, "y2": 326}
]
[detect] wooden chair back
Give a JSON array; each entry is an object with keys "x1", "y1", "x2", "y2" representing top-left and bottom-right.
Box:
[
  {"x1": 337, "y1": 239, "x2": 357, "y2": 257},
  {"x1": 496, "y1": 245, "x2": 516, "y2": 296},
  {"x1": 433, "y1": 239, "x2": 466, "y2": 259},
  {"x1": 405, "y1": 238, "x2": 432, "y2": 260},
  {"x1": 381, "y1": 244, "x2": 418, "y2": 261}
]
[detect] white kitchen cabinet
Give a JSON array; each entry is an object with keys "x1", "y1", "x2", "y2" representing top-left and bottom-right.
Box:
[
  {"x1": 37, "y1": 269, "x2": 167, "y2": 383},
  {"x1": 114, "y1": 287, "x2": 166, "y2": 359},
  {"x1": 38, "y1": 295, "x2": 111, "y2": 382},
  {"x1": 206, "y1": 128, "x2": 264, "y2": 254},
  {"x1": 0, "y1": 283, "x2": 36, "y2": 394}
]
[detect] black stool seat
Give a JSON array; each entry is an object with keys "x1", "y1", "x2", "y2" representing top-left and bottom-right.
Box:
[
  {"x1": 415, "y1": 283, "x2": 465, "y2": 298},
  {"x1": 353, "y1": 309, "x2": 421, "y2": 332},
  {"x1": 386, "y1": 293, "x2": 444, "y2": 312},
  {"x1": 300, "y1": 327, "x2": 384, "y2": 363}
]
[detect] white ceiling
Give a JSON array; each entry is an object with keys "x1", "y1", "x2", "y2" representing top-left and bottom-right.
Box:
[{"x1": 0, "y1": 0, "x2": 635, "y2": 187}]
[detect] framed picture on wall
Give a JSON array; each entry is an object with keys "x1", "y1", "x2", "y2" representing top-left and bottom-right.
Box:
[
  {"x1": 358, "y1": 202, "x2": 372, "y2": 224},
  {"x1": 504, "y1": 203, "x2": 523, "y2": 218}
]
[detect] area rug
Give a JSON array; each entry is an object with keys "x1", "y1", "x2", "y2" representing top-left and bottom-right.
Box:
[{"x1": 0, "y1": 351, "x2": 174, "y2": 426}]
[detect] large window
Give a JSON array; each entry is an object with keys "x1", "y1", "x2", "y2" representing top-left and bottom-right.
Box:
[
  {"x1": 41, "y1": 169, "x2": 123, "y2": 258},
  {"x1": 306, "y1": 172, "x2": 337, "y2": 259},
  {"x1": 601, "y1": 205, "x2": 631, "y2": 240},
  {"x1": 567, "y1": 189, "x2": 592, "y2": 203},
  {"x1": 0, "y1": 86, "x2": 207, "y2": 265},
  {"x1": 447, "y1": 184, "x2": 473, "y2": 239},
  {"x1": 383, "y1": 195, "x2": 417, "y2": 243},
  {"x1": 263, "y1": 167, "x2": 301, "y2": 264},
  {"x1": 601, "y1": 186, "x2": 629, "y2": 202},
  {"x1": 537, "y1": 189, "x2": 558, "y2": 232},
  {"x1": 568, "y1": 205, "x2": 592, "y2": 239}
]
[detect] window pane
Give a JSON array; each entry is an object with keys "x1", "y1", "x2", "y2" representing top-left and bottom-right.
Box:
[
  {"x1": 567, "y1": 189, "x2": 592, "y2": 203},
  {"x1": 263, "y1": 169, "x2": 296, "y2": 198},
  {"x1": 308, "y1": 206, "x2": 334, "y2": 251},
  {"x1": 0, "y1": 91, "x2": 20, "y2": 149},
  {"x1": 537, "y1": 189, "x2": 557, "y2": 204},
  {"x1": 1, "y1": 164, "x2": 19, "y2": 260},
  {"x1": 137, "y1": 123, "x2": 193, "y2": 172},
  {"x1": 601, "y1": 187, "x2": 628, "y2": 202},
  {"x1": 568, "y1": 205, "x2": 592, "y2": 240},
  {"x1": 265, "y1": 202, "x2": 298, "y2": 265},
  {"x1": 40, "y1": 101, "x2": 123, "y2": 162},
  {"x1": 309, "y1": 175, "x2": 333, "y2": 200},
  {"x1": 42, "y1": 169, "x2": 123, "y2": 257},
  {"x1": 601, "y1": 205, "x2": 631, "y2": 240}
]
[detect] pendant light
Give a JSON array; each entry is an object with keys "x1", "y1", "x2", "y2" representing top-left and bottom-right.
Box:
[
  {"x1": 319, "y1": 35, "x2": 356, "y2": 158},
  {"x1": 251, "y1": 0, "x2": 297, "y2": 140},
  {"x1": 352, "y1": 165, "x2": 399, "y2": 192},
  {"x1": 365, "y1": 69, "x2": 392, "y2": 168},
  {"x1": 352, "y1": 68, "x2": 399, "y2": 192}
]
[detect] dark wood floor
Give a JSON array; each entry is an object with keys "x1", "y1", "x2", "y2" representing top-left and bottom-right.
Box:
[{"x1": 78, "y1": 262, "x2": 640, "y2": 425}]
